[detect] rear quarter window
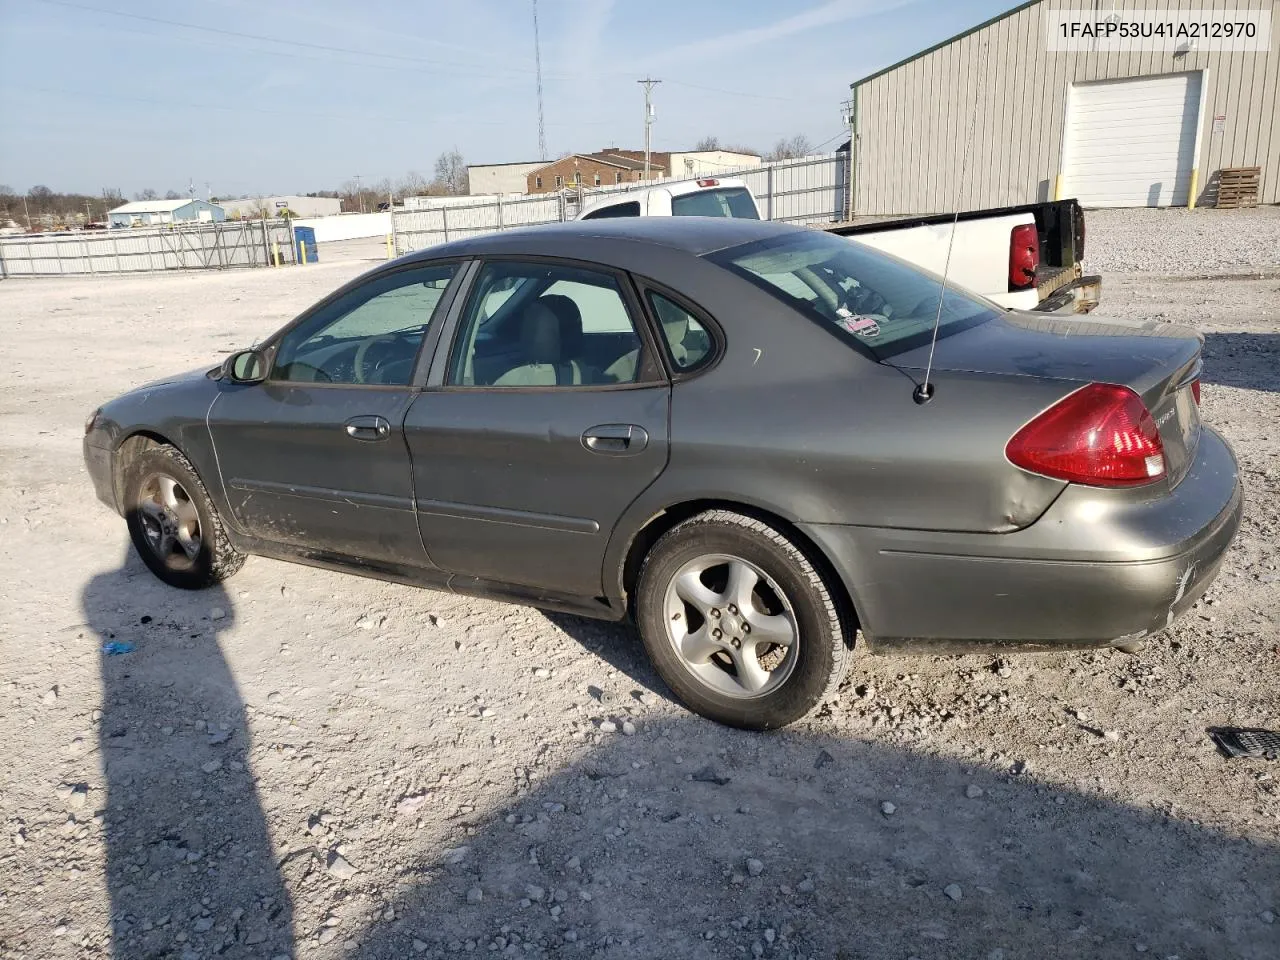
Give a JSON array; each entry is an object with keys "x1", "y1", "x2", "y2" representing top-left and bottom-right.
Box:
[{"x1": 582, "y1": 201, "x2": 640, "y2": 219}]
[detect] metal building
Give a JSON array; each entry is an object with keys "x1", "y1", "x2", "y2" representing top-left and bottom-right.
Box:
[
  {"x1": 220, "y1": 196, "x2": 341, "y2": 219},
  {"x1": 849, "y1": 0, "x2": 1279, "y2": 215},
  {"x1": 108, "y1": 199, "x2": 225, "y2": 228}
]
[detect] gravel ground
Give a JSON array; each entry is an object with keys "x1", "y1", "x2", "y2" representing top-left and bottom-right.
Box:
[
  {"x1": 1, "y1": 209, "x2": 1278, "y2": 960},
  {"x1": 1082, "y1": 205, "x2": 1280, "y2": 275}
]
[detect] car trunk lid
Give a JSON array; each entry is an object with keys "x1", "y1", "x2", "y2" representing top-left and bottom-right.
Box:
[{"x1": 886, "y1": 312, "x2": 1203, "y2": 487}]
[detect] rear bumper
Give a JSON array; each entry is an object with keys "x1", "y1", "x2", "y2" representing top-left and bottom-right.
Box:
[{"x1": 800, "y1": 426, "x2": 1242, "y2": 648}]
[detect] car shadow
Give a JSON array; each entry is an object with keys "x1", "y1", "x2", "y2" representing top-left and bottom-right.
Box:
[
  {"x1": 540, "y1": 611, "x2": 665, "y2": 700},
  {"x1": 1201, "y1": 332, "x2": 1280, "y2": 393},
  {"x1": 342, "y1": 716, "x2": 1279, "y2": 960},
  {"x1": 86, "y1": 548, "x2": 294, "y2": 958}
]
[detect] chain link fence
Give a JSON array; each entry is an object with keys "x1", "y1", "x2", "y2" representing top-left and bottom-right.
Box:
[
  {"x1": 394, "y1": 153, "x2": 848, "y2": 255},
  {"x1": 0, "y1": 219, "x2": 298, "y2": 278}
]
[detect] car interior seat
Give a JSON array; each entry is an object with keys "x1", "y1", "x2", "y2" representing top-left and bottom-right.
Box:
[{"x1": 493, "y1": 302, "x2": 583, "y2": 386}]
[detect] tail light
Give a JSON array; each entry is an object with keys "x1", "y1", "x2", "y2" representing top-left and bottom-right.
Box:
[
  {"x1": 1191, "y1": 379, "x2": 1201, "y2": 404},
  {"x1": 1008, "y1": 223, "x2": 1039, "y2": 290},
  {"x1": 1005, "y1": 383, "x2": 1165, "y2": 487},
  {"x1": 695, "y1": 179, "x2": 720, "y2": 187}
]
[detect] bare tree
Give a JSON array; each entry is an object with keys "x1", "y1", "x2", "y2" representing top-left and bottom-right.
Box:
[
  {"x1": 164, "y1": 190, "x2": 184, "y2": 200},
  {"x1": 29, "y1": 185, "x2": 54, "y2": 201},
  {"x1": 135, "y1": 188, "x2": 159, "y2": 201},
  {"x1": 765, "y1": 135, "x2": 813, "y2": 161},
  {"x1": 398, "y1": 170, "x2": 430, "y2": 198},
  {"x1": 724, "y1": 143, "x2": 759, "y2": 157},
  {"x1": 432, "y1": 149, "x2": 468, "y2": 196},
  {"x1": 693, "y1": 136, "x2": 721, "y2": 151}
]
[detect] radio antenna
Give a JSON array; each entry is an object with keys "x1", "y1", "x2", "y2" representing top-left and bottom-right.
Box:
[{"x1": 913, "y1": 39, "x2": 988, "y2": 406}]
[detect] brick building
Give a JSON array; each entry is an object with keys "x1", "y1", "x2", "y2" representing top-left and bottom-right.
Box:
[{"x1": 527, "y1": 150, "x2": 667, "y2": 194}]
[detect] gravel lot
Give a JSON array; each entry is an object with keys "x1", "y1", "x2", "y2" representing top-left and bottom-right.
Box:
[{"x1": 1, "y1": 209, "x2": 1278, "y2": 960}]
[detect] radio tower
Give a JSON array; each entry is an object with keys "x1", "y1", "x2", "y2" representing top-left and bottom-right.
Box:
[{"x1": 532, "y1": 0, "x2": 547, "y2": 160}]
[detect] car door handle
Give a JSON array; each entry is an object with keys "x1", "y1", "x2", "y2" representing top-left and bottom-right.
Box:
[
  {"x1": 582, "y1": 424, "x2": 648, "y2": 455},
  {"x1": 345, "y1": 415, "x2": 391, "y2": 442}
]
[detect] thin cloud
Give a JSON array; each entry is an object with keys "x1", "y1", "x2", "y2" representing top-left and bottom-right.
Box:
[{"x1": 647, "y1": 0, "x2": 916, "y2": 67}]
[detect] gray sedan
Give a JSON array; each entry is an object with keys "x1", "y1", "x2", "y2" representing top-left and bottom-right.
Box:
[{"x1": 83, "y1": 218, "x2": 1242, "y2": 729}]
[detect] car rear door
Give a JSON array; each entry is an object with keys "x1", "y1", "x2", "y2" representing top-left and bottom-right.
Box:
[
  {"x1": 404, "y1": 258, "x2": 671, "y2": 598},
  {"x1": 207, "y1": 261, "x2": 462, "y2": 567}
]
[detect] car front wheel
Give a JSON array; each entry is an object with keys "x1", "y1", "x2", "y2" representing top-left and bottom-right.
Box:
[
  {"x1": 123, "y1": 444, "x2": 245, "y2": 590},
  {"x1": 636, "y1": 510, "x2": 851, "y2": 729}
]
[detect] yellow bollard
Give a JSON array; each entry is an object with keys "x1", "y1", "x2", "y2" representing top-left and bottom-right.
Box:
[
  {"x1": 386, "y1": 234, "x2": 394, "y2": 260},
  {"x1": 1187, "y1": 168, "x2": 1199, "y2": 210},
  {"x1": 298, "y1": 240, "x2": 306, "y2": 265},
  {"x1": 273, "y1": 242, "x2": 281, "y2": 267}
]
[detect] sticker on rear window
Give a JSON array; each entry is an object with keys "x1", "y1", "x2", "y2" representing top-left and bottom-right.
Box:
[{"x1": 836, "y1": 313, "x2": 883, "y2": 339}]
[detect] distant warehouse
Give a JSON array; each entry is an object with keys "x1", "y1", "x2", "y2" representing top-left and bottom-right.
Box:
[
  {"x1": 849, "y1": 0, "x2": 1278, "y2": 214},
  {"x1": 221, "y1": 196, "x2": 342, "y2": 219},
  {"x1": 108, "y1": 199, "x2": 224, "y2": 228}
]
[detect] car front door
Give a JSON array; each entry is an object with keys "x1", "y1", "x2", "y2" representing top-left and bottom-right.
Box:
[
  {"x1": 404, "y1": 259, "x2": 671, "y2": 598},
  {"x1": 208, "y1": 261, "x2": 461, "y2": 567}
]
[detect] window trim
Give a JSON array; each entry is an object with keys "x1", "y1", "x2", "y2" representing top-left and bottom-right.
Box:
[
  {"x1": 430, "y1": 255, "x2": 670, "y2": 394},
  {"x1": 248, "y1": 259, "x2": 467, "y2": 391},
  {"x1": 535, "y1": 175, "x2": 542, "y2": 189},
  {"x1": 555, "y1": 174, "x2": 563, "y2": 188},
  {"x1": 630, "y1": 278, "x2": 725, "y2": 382}
]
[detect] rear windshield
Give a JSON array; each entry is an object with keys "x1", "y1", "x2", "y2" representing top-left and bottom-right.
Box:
[
  {"x1": 709, "y1": 231, "x2": 997, "y2": 357},
  {"x1": 671, "y1": 187, "x2": 759, "y2": 219},
  {"x1": 581, "y1": 200, "x2": 640, "y2": 219}
]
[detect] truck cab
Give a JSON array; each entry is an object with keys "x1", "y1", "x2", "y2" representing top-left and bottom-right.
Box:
[{"x1": 577, "y1": 177, "x2": 760, "y2": 221}]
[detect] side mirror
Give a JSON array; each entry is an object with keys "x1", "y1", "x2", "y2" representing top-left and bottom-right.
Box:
[{"x1": 226, "y1": 349, "x2": 268, "y2": 384}]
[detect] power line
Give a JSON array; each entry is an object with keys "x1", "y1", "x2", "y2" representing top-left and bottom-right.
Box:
[{"x1": 31, "y1": 0, "x2": 541, "y2": 79}]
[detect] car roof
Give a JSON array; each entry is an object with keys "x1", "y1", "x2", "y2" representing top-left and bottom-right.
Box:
[{"x1": 402, "y1": 216, "x2": 803, "y2": 263}]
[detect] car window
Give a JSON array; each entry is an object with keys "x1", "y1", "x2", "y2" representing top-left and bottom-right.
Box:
[
  {"x1": 449, "y1": 262, "x2": 646, "y2": 388},
  {"x1": 648, "y1": 292, "x2": 713, "y2": 372},
  {"x1": 582, "y1": 200, "x2": 640, "y2": 219},
  {"x1": 709, "y1": 231, "x2": 997, "y2": 358},
  {"x1": 273, "y1": 264, "x2": 456, "y2": 385},
  {"x1": 671, "y1": 187, "x2": 759, "y2": 219}
]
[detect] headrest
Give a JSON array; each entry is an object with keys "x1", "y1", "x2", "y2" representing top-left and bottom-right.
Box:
[
  {"x1": 520, "y1": 302, "x2": 561, "y2": 365},
  {"x1": 538, "y1": 294, "x2": 583, "y2": 353}
]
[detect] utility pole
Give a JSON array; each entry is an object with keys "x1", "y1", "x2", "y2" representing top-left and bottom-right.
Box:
[
  {"x1": 353, "y1": 174, "x2": 363, "y2": 214},
  {"x1": 22, "y1": 195, "x2": 31, "y2": 232},
  {"x1": 532, "y1": 0, "x2": 547, "y2": 161},
  {"x1": 637, "y1": 78, "x2": 661, "y2": 181}
]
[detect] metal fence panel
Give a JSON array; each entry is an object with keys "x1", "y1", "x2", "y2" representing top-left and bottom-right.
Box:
[{"x1": 0, "y1": 220, "x2": 298, "y2": 278}]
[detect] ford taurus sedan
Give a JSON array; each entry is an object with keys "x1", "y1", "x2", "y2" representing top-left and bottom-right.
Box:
[{"x1": 83, "y1": 218, "x2": 1242, "y2": 729}]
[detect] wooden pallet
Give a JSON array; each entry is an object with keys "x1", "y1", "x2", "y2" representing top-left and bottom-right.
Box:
[{"x1": 1216, "y1": 166, "x2": 1261, "y2": 209}]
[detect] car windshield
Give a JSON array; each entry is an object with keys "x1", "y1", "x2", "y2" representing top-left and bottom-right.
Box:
[
  {"x1": 710, "y1": 231, "x2": 998, "y2": 357},
  {"x1": 671, "y1": 187, "x2": 759, "y2": 219}
]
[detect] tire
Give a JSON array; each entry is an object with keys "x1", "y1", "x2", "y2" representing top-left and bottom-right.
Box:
[
  {"x1": 636, "y1": 510, "x2": 851, "y2": 730},
  {"x1": 123, "y1": 444, "x2": 245, "y2": 590}
]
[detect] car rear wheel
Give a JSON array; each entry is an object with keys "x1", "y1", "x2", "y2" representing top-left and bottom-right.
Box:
[
  {"x1": 636, "y1": 510, "x2": 851, "y2": 729},
  {"x1": 123, "y1": 445, "x2": 245, "y2": 590}
]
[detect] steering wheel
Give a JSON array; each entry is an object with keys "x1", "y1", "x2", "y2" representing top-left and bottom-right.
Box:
[{"x1": 353, "y1": 335, "x2": 401, "y2": 384}]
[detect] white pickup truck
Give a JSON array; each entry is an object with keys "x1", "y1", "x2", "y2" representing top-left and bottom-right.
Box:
[{"x1": 577, "y1": 178, "x2": 1098, "y2": 313}]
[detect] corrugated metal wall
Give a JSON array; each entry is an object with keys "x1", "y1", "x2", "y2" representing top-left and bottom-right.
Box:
[{"x1": 852, "y1": 0, "x2": 1279, "y2": 215}]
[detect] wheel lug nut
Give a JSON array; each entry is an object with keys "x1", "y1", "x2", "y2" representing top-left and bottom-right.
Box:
[
  {"x1": 711, "y1": 628, "x2": 722, "y2": 639},
  {"x1": 731, "y1": 638, "x2": 741, "y2": 648},
  {"x1": 741, "y1": 623, "x2": 750, "y2": 634},
  {"x1": 728, "y1": 604, "x2": 738, "y2": 615},
  {"x1": 710, "y1": 608, "x2": 721, "y2": 619}
]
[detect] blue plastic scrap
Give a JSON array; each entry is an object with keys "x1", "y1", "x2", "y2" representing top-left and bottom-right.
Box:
[{"x1": 101, "y1": 641, "x2": 135, "y2": 656}]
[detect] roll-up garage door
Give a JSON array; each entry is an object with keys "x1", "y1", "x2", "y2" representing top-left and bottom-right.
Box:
[{"x1": 1062, "y1": 72, "x2": 1202, "y2": 207}]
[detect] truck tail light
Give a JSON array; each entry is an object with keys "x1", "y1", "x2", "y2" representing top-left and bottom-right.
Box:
[
  {"x1": 1005, "y1": 383, "x2": 1165, "y2": 487},
  {"x1": 1191, "y1": 379, "x2": 1201, "y2": 404},
  {"x1": 1008, "y1": 223, "x2": 1039, "y2": 290},
  {"x1": 695, "y1": 179, "x2": 719, "y2": 187}
]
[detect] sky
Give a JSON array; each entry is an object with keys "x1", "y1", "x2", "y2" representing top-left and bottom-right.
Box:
[{"x1": 0, "y1": 0, "x2": 1014, "y2": 198}]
